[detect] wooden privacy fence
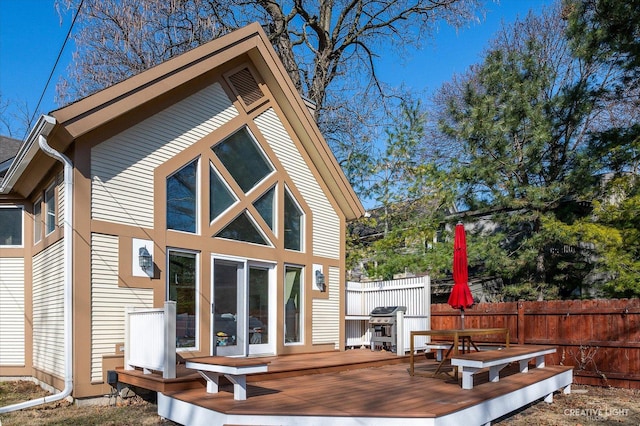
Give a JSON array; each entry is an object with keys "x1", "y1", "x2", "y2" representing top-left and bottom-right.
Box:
[{"x1": 431, "y1": 299, "x2": 640, "y2": 389}]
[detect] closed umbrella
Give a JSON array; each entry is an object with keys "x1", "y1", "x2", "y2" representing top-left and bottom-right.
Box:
[{"x1": 448, "y1": 222, "x2": 474, "y2": 329}]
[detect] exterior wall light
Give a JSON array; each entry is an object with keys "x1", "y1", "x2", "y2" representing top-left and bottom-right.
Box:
[
  {"x1": 315, "y1": 269, "x2": 325, "y2": 292},
  {"x1": 139, "y1": 246, "x2": 153, "y2": 270}
]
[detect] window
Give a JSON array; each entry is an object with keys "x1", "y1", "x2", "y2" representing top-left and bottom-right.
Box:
[
  {"x1": 215, "y1": 212, "x2": 269, "y2": 245},
  {"x1": 167, "y1": 159, "x2": 198, "y2": 233},
  {"x1": 284, "y1": 190, "x2": 303, "y2": 251},
  {"x1": 209, "y1": 164, "x2": 236, "y2": 222},
  {"x1": 34, "y1": 198, "x2": 42, "y2": 243},
  {"x1": 253, "y1": 187, "x2": 275, "y2": 230},
  {"x1": 45, "y1": 185, "x2": 56, "y2": 235},
  {"x1": 249, "y1": 266, "x2": 270, "y2": 345},
  {"x1": 168, "y1": 250, "x2": 198, "y2": 349},
  {"x1": 212, "y1": 128, "x2": 273, "y2": 193},
  {"x1": 0, "y1": 206, "x2": 23, "y2": 246},
  {"x1": 284, "y1": 265, "x2": 302, "y2": 344}
]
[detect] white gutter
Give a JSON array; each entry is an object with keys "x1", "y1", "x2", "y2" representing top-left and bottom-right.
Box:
[{"x1": 0, "y1": 115, "x2": 74, "y2": 413}]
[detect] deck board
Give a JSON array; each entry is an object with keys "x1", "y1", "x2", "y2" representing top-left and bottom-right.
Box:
[
  {"x1": 119, "y1": 349, "x2": 572, "y2": 424},
  {"x1": 162, "y1": 355, "x2": 571, "y2": 419}
]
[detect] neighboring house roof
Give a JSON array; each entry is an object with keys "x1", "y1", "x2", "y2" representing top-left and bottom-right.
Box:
[
  {"x1": 2, "y1": 23, "x2": 364, "y2": 220},
  {"x1": 0, "y1": 135, "x2": 21, "y2": 179}
]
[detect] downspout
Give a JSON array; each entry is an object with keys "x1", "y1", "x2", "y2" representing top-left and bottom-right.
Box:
[{"x1": 0, "y1": 117, "x2": 74, "y2": 413}]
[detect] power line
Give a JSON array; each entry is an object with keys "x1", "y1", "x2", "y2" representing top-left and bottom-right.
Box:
[{"x1": 24, "y1": 0, "x2": 85, "y2": 140}]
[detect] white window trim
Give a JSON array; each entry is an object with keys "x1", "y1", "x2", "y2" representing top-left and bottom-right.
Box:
[{"x1": 44, "y1": 183, "x2": 56, "y2": 236}]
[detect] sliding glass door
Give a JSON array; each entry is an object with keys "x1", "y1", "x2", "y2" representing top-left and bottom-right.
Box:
[{"x1": 211, "y1": 257, "x2": 274, "y2": 356}]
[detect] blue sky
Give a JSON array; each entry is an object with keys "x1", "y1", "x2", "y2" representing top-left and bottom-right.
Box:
[{"x1": 0, "y1": 0, "x2": 555, "y2": 139}]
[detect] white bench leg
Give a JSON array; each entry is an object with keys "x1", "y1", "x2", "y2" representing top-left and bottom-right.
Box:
[
  {"x1": 436, "y1": 349, "x2": 444, "y2": 362},
  {"x1": 564, "y1": 385, "x2": 571, "y2": 394},
  {"x1": 535, "y1": 354, "x2": 546, "y2": 368},
  {"x1": 198, "y1": 371, "x2": 220, "y2": 393},
  {"x1": 461, "y1": 367, "x2": 479, "y2": 389},
  {"x1": 519, "y1": 359, "x2": 529, "y2": 373},
  {"x1": 544, "y1": 392, "x2": 553, "y2": 403},
  {"x1": 226, "y1": 374, "x2": 247, "y2": 400}
]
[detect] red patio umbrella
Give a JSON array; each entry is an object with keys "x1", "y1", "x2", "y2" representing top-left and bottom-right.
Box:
[{"x1": 448, "y1": 222, "x2": 474, "y2": 329}]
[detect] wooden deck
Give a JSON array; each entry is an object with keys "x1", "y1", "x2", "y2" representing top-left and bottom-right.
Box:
[{"x1": 120, "y1": 349, "x2": 573, "y2": 425}]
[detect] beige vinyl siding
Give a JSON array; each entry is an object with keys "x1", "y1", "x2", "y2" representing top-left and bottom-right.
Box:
[
  {"x1": 92, "y1": 83, "x2": 239, "y2": 227},
  {"x1": 311, "y1": 266, "x2": 341, "y2": 347},
  {"x1": 0, "y1": 257, "x2": 25, "y2": 365},
  {"x1": 91, "y1": 233, "x2": 153, "y2": 382},
  {"x1": 32, "y1": 240, "x2": 65, "y2": 377},
  {"x1": 254, "y1": 108, "x2": 340, "y2": 259}
]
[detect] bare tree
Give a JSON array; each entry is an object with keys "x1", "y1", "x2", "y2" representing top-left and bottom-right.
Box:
[
  {"x1": 0, "y1": 92, "x2": 34, "y2": 139},
  {"x1": 57, "y1": 0, "x2": 484, "y2": 180}
]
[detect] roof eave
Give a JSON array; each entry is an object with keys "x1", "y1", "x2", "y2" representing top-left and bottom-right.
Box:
[{"x1": 0, "y1": 115, "x2": 57, "y2": 194}]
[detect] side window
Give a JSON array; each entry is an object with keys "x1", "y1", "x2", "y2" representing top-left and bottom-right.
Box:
[
  {"x1": 45, "y1": 185, "x2": 56, "y2": 235},
  {"x1": 34, "y1": 198, "x2": 42, "y2": 243},
  {"x1": 284, "y1": 265, "x2": 303, "y2": 344},
  {"x1": 167, "y1": 159, "x2": 198, "y2": 233},
  {"x1": 284, "y1": 189, "x2": 303, "y2": 251},
  {"x1": 0, "y1": 206, "x2": 23, "y2": 247},
  {"x1": 167, "y1": 250, "x2": 199, "y2": 349}
]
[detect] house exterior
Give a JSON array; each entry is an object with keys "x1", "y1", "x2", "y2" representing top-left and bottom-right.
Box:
[{"x1": 0, "y1": 23, "x2": 364, "y2": 400}]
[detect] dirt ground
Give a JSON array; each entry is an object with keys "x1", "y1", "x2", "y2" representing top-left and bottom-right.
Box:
[
  {"x1": 1, "y1": 380, "x2": 639, "y2": 425},
  {"x1": 496, "y1": 384, "x2": 640, "y2": 425}
]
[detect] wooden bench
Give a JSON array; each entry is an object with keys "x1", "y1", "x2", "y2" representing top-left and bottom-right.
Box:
[
  {"x1": 451, "y1": 345, "x2": 556, "y2": 390},
  {"x1": 185, "y1": 356, "x2": 269, "y2": 400}
]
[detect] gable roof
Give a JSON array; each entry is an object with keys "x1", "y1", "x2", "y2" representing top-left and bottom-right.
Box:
[
  {"x1": 3, "y1": 23, "x2": 363, "y2": 220},
  {"x1": 0, "y1": 135, "x2": 21, "y2": 179}
]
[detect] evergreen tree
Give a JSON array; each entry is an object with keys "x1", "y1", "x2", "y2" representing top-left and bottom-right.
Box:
[{"x1": 434, "y1": 4, "x2": 622, "y2": 299}]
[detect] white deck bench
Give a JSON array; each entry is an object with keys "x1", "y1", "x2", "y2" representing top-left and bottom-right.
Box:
[
  {"x1": 426, "y1": 343, "x2": 463, "y2": 361},
  {"x1": 451, "y1": 345, "x2": 556, "y2": 390},
  {"x1": 426, "y1": 343, "x2": 503, "y2": 361},
  {"x1": 185, "y1": 356, "x2": 269, "y2": 400}
]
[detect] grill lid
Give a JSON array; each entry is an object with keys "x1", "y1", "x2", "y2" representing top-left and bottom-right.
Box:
[{"x1": 370, "y1": 306, "x2": 407, "y2": 316}]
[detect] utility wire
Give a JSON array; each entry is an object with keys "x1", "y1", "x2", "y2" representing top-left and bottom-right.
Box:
[{"x1": 24, "y1": 0, "x2": 85, "y2": 140}]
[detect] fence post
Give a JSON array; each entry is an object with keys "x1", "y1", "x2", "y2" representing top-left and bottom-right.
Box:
[
  {"x1": 517, "y1": 301, "x2": 525, "y2": 345},
  {"x1": 163, "y1": 301, "x2": 177, "y2": 379}
]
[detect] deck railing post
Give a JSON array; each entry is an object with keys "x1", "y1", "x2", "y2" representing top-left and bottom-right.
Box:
[
  {"x1": 124, "y1": 306, "x2": 134, "y2": 371},
  {"x1": 164, "y1": 301, "x2": 177, "y2": 379},
  {"x1": 396, "y1": 309, "x2": 404, "y2": 355}
]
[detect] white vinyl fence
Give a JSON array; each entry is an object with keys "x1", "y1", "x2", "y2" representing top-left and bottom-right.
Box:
[
  {"x1": 345, "y1": 276, "x2": 430, "y2": 353},
  {"x1": 124, "y1": 301, "x2": 176, "y2": 379}
]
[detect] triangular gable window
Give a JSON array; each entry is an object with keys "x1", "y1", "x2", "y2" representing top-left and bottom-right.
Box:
[
  {"x1": 253, "y1": 186, "x2": 275, "y2": 231},
  {"x1": 215, "y1": 212, "x2": 269, "y2": 245},
  {"x1": 210, "y1": 164, "x2": 236, "y2": 222}
]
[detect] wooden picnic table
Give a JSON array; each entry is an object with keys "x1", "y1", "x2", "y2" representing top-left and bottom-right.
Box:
[{"x1": 409, "y1": 328, "x2": 510, "y2": 376}]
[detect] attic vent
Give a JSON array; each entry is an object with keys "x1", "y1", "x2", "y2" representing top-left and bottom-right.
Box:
[{"x1": 228, "y1": 68, "x2": 264, "y2": 106}]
